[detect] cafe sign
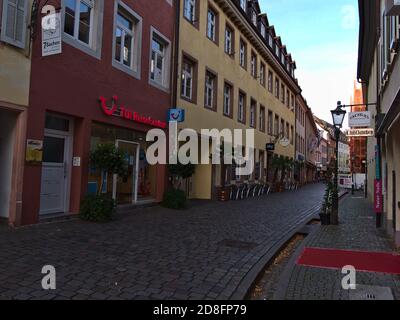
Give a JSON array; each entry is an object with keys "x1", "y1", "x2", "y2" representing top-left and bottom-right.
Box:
[
  {"x1": 348, "y1": 111, "x2": 371, "y2": 128},
  {"x1": 99, "y1": 96, "x2": 167, "y2": 129},
  {"x1": 346, "y1": 128, "x2": 375, "y2": 137}
]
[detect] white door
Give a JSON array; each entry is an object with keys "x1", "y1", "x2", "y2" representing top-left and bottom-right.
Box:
[{"x1": 40, "y1": 134, "x2": 69, "y2": 215}]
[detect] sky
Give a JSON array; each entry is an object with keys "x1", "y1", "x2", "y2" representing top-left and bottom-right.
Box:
[{"x1": 259, "y1": 0, "x2": 359, "y2": 125}]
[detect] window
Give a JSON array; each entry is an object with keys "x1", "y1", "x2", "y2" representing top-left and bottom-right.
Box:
[
  {"x1": 260, "y1": 23, "x2": 266, "y2": 38},
  {"x1": 260, "y1": 63, "x2": 266, "y2": 87},
  {"x1": 286, "y1": 122, "x2": 289, "y2": 139},
  {"x1": 250, "y1": 99, "x2": 256, "y2": 128},
  {"x1": 291, "y1": 126, "x2": 294, "y2": 144},
  {"x1": 268, "y1": 71, "x2": 273, "y2": 93},
  {"x1": 150, "y1": 29, "x2": 171, "y2": 89},
  {"x1": 286, "y1": 89, "x2": 290, "y2": 107},
  {"x1": 225, "y1": 24, "x2": 234, "y2": 55},
  {"x1": 268, "y1": 111, "x2": 273, "y2": 135},
  {"x1": 240, "y1": 0, "x2": 246, "y2": 12},
  {"x1": 238, "y1": 91, "x2": 246, "y2": 123},
  {"x1": 64, "y1": 0, "x2": 94, "y2": 45},
  {"x1": 275, "y1": 78, "x2": 280, "y2": 99},
  {"x1": 281, "y1": 84, "x2": 285, "y2": 103},
  {"x1": 239, "y1": 39, "x2": 247, "y2": 68},
  {"x1": 280, "y1": 119, "x2": 285, "y2": 136},
  {"x1": 207, "y1": 7, "x2": 217, "y2": 42},
  {"x1": 223, "y1": 82, "x2": 233, "y2": 117},
  {"x1": 0, "y1": 0, "x2": 29, "y2": 48},
  {"x1": 183, "y1": 0, "x2": 196, "y2": 24},
  {"x1": 274, "y1": 115, "x2": 279, "y2": 136},
  {"x1": 251, "y1": 10, "x2": 257, "y2": 26},
  {"x1": 204, "y1": 70, "x2": 217, "y2": 110},
  {"x1": 259, "y1": 106, "x2": 265, "y2": 132},
  {"x1": 181, "y1": 56, "x2": 197, "y2": 102},
  {"x1": 291, "y1": 94, "x2": 295, "y2": 109},
  {"x1": 113, "y1": 2, "x2": 142, "y2": 76},
  {"x1": 251, "y1": 52, "x2": 257, "y2": 78}
]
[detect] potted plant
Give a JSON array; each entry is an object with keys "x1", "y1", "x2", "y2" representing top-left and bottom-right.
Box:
[
  {"x1": 319, "y1": 182, "x2": 333, "y2": 225},
  {"x1": 162, "y1": 163, "x2": 195, "y2": 209},
  {"x1": 80, "y1": 143, "x2": 128, "y2": 222}
]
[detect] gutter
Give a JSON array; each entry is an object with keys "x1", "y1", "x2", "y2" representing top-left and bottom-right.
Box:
[{"x1": 172, "y1": 0, "x2": 181, "y2": 109}]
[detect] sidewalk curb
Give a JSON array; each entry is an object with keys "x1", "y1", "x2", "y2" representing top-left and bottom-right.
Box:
[
  {"x1": 228, "y1": 206, "x2": 322, "y2": 300},
  {"x1": 272, "y1": 224, "x2": 321, "y2": 300}
]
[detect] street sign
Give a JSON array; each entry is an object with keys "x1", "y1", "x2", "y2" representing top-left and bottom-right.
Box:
[
  {"x1": 348, "y1": 111, "x2": 371, "y2": 127},
  {"x1": 266, "y1": 143, "x2": 275, "y2": 152},
  {"x1": 168, "y1": 108, "x2": 185, "y2": 123},
  {"x1": 346, "y1": 128, "x2": 375, "y2": 137}
]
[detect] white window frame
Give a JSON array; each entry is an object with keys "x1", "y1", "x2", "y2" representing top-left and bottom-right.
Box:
[
  {"x1": 223, "y1": 84, "x2": 231, "y2": 116},
  {"x1": 149, "y1": 27, "x2": 171, "y2": 92},
  {"x1": 238, "y1": 92, "x2": 245, "y2": 123},
  {"x1": 183, "y1": 0, "x2": 196, "y2": 23},
  {"x1": 251, "y1": 53, "x2": 256, "y2": 77},
  {"x1": 0, "y1": 0, "x2": 29, "y2": 48},
  {"x1": 260, "y1": 63, "x2": 265, "y2": 86},
  {"x1": 112, "y1": 1, "x2": 142, "y2": 79},
  {"x1": 207, "y1": 8, "x2": 216, "y2": 41},
  {"x1": 259, "y1": 107, "x2": 265, "y2": 132},
  {"x1": 240, "y1": 0, "x2": 246, "y2": 12},
  {"x1": 205, "y1": 71, "x2": 215, "y2": 108},
  {"x1": 182, "y1": 60, "x2": 194, "y2": 100},
  {"x1": 250, "y1": 102, "x2": 256, "y2": 128},
  {"x1": 225, "y1": 25, "x2": 232, "y2": 55},
  {"x1": 61, "y1": 0, "x2": 104, "y2": 59},
  {"x1": 239, "y1": 40, "x2": 246, "y2": 67}
]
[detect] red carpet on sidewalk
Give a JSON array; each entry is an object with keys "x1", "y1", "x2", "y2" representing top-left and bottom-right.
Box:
[{"x1": 297, "y1": 247, "x2": 400, "y2": 275}]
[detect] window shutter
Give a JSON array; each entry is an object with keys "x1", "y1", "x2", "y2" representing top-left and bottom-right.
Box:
[{"x1": 0, "y1": 0, "x2": 28, "y2": 49}]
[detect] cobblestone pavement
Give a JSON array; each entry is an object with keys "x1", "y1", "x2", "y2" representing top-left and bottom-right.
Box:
[
  {"x1": 282, "y1": 191, "x2": 400, "y2": 300},
  {"x1": 0, "y1": 183, "x2": 325, "y2": 300}
]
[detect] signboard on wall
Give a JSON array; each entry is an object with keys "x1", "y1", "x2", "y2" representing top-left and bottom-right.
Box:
[
  {"x1": 374, "y1": 179, "x2": 383, "y2": 213},
  {"x1": 42, "y1": 13, "x2": 62, "y2": 57},
  {"x1": 348, "y1": 111, "x2": 371, "y2": 127},
  {"x1": 168, "y1": 109, "x2": 185, "y2": 123},
  {"x1": 26, "y1": 140, "x2": 43, "y2": 164},
  {"x1": 346, "y1": 128, "x2": 375, "y2": 137}
]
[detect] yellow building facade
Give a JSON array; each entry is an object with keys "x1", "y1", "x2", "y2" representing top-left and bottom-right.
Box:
[
  {"x1": 177, "y1": 0, "x2": 300, "y2": 199},
  {"x1": 0, "y1": 0, "x2": 32, "y2": 225}
]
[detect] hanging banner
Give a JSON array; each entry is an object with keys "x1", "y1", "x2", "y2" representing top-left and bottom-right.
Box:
[{"x1": 374, "y1": 179, "x2": 382, "y2": 213}]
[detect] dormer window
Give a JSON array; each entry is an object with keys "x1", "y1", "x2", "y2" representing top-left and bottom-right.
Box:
[
  {"x1": 252, "y1": 11, "x2": 257, "y2": 26},
  {"x1": 240, "y1": 0, "x2": 247, "y2": 12},
  {"x1": 260, "y1": 24, "x2": 266, "y2": 38},
  {"x1": 268, "y1": 34, "x2": 273, "y2": 47}
]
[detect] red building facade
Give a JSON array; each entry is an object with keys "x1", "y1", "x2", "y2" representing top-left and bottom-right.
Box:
[{"x1": 21, "y1": 0, "x2": 175, "y2": 225}]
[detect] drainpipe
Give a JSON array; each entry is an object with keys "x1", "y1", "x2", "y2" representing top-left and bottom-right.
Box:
[{"x1": 172, "y1": 0, "x2": 181, "y2": 109}]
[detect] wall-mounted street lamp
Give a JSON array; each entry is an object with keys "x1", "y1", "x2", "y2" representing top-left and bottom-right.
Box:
[{"x1": 330, "y1": 102, "x2": 347, "y2": 225}]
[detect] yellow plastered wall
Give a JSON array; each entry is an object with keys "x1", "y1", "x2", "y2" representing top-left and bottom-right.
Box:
[{"x1": 177, "y1": 0, "x2": 296, "y2": 198}]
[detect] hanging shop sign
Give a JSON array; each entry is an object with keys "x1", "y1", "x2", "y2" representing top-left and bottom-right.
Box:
[
  {"x1": 168, "y1": 109, "x2": 185, "y2": 123},
  {"x1": 26, "y1": 139, "x2": 43, "y2": 164},
  {"x1": 266, "y1": 143, "x2": 275, "y2": 152},
  {"x1": 42, "y1": 13, "x2": 62, "y2": 57},
  {"x1": 279, "y1": 138, "x2": 290, "y2": 148},
  {"x1": 346, "y1": 128, "x2": 375, "y2": 137},
  {"x1": 348, "y1": 111, "x2": 371, "y2": 128},
  {"x1": 99, "y1": 96, "x2": 167, "y2": 129}
]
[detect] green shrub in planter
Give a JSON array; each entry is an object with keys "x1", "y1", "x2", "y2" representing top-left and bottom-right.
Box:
[
  {"x1": 162, "y1": 189, "x2": 187, "y2": 210},
  {"x1": 80, "y1": 194, "x2": 116, "y2": 222}
]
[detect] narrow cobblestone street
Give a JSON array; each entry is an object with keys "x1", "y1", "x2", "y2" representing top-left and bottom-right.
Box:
[{"x1": 0, "y1": 183, "x2": 324, "y2": 300}]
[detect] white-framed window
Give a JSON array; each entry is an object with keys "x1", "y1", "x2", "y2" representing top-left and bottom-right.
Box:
[
  {"x1": 259, "y1": 106, "x2": 265, "y2": 132},
  {"x1": 268, "y1": 111, "x2": 273, "y2": 135},
  {"x1": 250, "y1": 100, "x2": 256, "y2": 128},
  {"x1": 238, "y1": 92, "x2": 245, "y2": 123},
  {"x1": 268, "y1": 70, "x2": 273, "y2": 93},
  {"x1": 251, "y1": 10, "x2": 257, "y2": 26},
  {"x1": 204, "y1": 70, "x2": 216, "y2": 109},
  {"x1": 260, "y1": 63, "x2": 265, "y2": 86},
  {"x1": 223, "y1": 83, "x2": 232, "y2": 116},
  {"x1": 182, "y1": 59, "x2": 194, "y2": 100},
  {"x1": 64, "y1": 0, "x2": 94, "y2": 46},
  {"x1": 112, "y1": 1, "x2": 142, "y2": 78},
  {"x1": 281, "y1": 84, "x2": 285, "y2": 103},
  {"x1": 225, "y1": 25, "x2": 233, "y2": 55},
  {"x1": 150, "y1": 28, "x2": 171, "y2": 90},
  {"x1": 251, "y1": 52, "x2": 257, "y2": 78},
  {"x1": 183, "y1": 0, "x2": 196, "y2": 23},
  {"x1": 268, "y1": 33, "x2": 273, "y2": 47},
  {"x1": 61, "y1": 0, "x2": 104, "y2": 59},
  {"x1": 286, "y1": 89, "x2": 290, "y2": 107},
  {"x1": 239, "y1": 39, "x2": 246, "y2": 68},
  {"x1": 260, "y1": 23, "x2": 266, "y2": 38},
  {"x1": 240, "y1": 0, "x2": 246, "y2": 12},
  {"x1": 0, "y1": 0, "x2": 29, "y2": 48},
  {"x1": 207, "y1": 8, "x2": 216, "y2": 41}
]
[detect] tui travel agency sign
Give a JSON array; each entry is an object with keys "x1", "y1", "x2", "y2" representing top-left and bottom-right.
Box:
[{"x1": 348, "y1": 111, "x2": 371, "y2": 128}]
